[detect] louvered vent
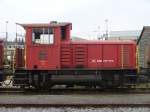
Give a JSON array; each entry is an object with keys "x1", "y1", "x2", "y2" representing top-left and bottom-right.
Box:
[
  {"x1": 74, "y1": 45, "x2": 86, "y2": 68},
  {"x1": 61, "y1": 45, "x2": 72, "y2": 68}
]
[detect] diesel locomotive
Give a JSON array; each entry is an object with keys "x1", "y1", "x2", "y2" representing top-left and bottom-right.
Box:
[{"x1": 13, "y1": 22, "x2": 138, "y2": 88}]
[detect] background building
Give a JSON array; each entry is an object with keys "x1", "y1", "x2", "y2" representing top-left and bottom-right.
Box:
[
  {"x1": 71, "y1": 36, "x2": 87, "y2": 41},
  {"x1": 137, "y1": 26, "x2": 150, "y2": 69},
  {"x1": 108, "y1": 30, "x2": 141, "y2": 41}
]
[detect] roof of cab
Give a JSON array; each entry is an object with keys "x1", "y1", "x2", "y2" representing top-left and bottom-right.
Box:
[{"x1": 17, "y1": 22, "x2": 71, "y2": 28}]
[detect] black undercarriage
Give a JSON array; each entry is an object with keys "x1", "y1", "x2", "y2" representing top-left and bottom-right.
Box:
[{"x1": 13, "y1": 69, "x2": 137, "y2": 89}]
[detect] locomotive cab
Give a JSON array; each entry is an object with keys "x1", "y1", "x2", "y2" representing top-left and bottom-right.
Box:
[
  {"x1": 14, "y1": 22, "x2": 73, "y2": 87},
  {"x1": 18, "y1": 22, "x2": 71, "y2": 70}
]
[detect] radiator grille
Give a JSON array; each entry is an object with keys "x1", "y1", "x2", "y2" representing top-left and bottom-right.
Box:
[
  {"x1": 61, "y1": 45, "x2": 72, "y2": 68},
  {"x1": 74, "y1": 45, "x2": 87, "y2": 68}
]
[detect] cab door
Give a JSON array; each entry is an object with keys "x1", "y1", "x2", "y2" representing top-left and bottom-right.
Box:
[{"x1": 26, "y1": 27, "x2": 60, "y2": 70}]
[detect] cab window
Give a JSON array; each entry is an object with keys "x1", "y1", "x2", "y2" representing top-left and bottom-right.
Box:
[
  {"x1": 61, "y1": 26, "x2": 66, "y2": 40},
  {"x1": 32, "y1": 27, "x2": 54, "y2": 44}
]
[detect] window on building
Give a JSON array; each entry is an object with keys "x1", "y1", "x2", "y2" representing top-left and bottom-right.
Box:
[{"x1": 32, "y1": 28, "x2": 54, "y2": 44}]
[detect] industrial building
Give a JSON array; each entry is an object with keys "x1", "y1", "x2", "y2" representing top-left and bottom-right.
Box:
[{"x1": 109, "y1": 30, "x2": 141, "y2": 41}]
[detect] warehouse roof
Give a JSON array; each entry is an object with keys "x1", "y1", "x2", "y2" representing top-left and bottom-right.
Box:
[
  {"x1": 109, "y1": 30, "x2": 141, "y2": 40},
  {"x1": 71, "y1": 36, "x2": 87, "y2": 41},
  {"x1": 110, "y1": 30, "x2": 141, "y2": 37},
  {"x1": 137, "y1": 26, "x2": 150, "y2": 45}
]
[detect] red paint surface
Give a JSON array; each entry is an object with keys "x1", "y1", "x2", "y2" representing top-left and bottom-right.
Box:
[
  {"x1": 61, "y1": 41, "x2": 136, "y2": 69},
  {"x1": 26, "y1": 46, "x2": 60, "y2": 70}
]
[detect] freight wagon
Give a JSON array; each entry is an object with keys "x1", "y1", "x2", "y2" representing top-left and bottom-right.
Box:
[{"x1": 13, "y1": 22, "x2": 137, "y2": 88}]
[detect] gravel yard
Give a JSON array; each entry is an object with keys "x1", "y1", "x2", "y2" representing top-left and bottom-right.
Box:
[
  {"x1": 0, "y1": 107, "x2": 150, "y2": 112},
  {"x1": 0, "y1": 94, "x2": 149, "y2": 105}
]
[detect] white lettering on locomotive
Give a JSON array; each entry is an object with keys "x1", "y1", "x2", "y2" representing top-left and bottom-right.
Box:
[
  {"x1": 91, "y1": 59, "x2": 96, "y2": 63},
  {"x1": 91, "y1": 59, "x2": 114, "y2": 63}
]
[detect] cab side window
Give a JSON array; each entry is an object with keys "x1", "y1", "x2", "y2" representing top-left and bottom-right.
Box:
[
  {"x1": 61, "y1": 26, "x2": 66, "y2": 40},
  {"x1": 32, "y1": 27, "x2": 54, "y2": 44}
]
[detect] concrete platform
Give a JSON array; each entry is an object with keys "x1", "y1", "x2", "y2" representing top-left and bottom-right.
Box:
[{"x1": 0, "y1": 94, "x2": 150, "y2": 107}]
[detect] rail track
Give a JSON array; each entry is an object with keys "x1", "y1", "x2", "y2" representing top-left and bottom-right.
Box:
[
  {"x1": 0, "y1": 87, "x2": 150, "y2": 94},
  {"x1": 1, "y1": 103, "x2": 150, "y2": 108},
  {"x1": 0, "y1": 87, "x2": 150, "y2": 108}
]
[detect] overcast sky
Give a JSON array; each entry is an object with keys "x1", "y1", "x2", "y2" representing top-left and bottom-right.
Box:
[{"x1": 0, "y1": 0, "x2": 150, "y2": 40}]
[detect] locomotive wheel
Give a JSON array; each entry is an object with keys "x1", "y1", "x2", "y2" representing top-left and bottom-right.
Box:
[
  {"x1": 66, "y1": 85, "x2": 74, "y2": 88},
  {"x1": 20, "y1": 85, "x2": 25, "y2": 89},
  {"x1": 33, "y1": 83, "x2": 54, "y2": 90},
  {"x1": 100, "y1": 80, "x2": 120, "y2": 89}
]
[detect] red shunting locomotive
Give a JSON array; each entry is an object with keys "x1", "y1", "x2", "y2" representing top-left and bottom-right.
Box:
[{"x1": 14, "y1": 22, "x2": 137, "y2": 88}]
